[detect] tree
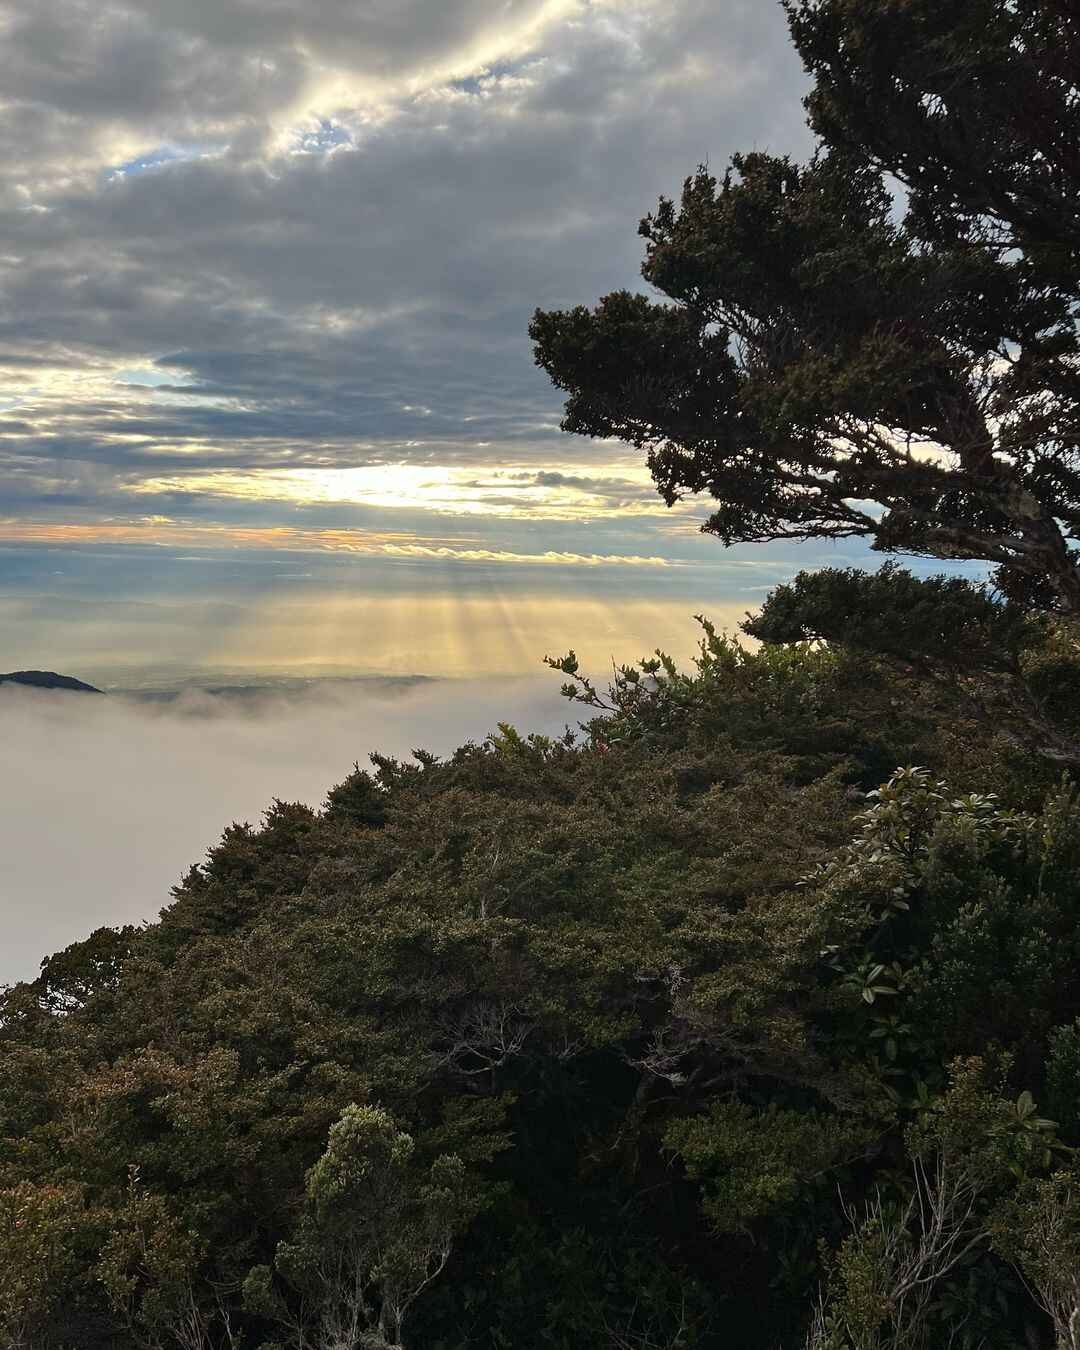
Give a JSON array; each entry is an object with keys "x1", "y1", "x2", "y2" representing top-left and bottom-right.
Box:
[
  {"x1": 993, "y1": 1170, "x2": 1080, "y2": 1350},
  {"x1": 0, "y1": 1182, "x2": 86, "y2": 1350},
  {"x1": 744, "y1": 565, "x2": 1080, "y2": 767},
  {"x1": 786, "y1": 0, "x2": 1080, "y2": 274},
  {"x1": 744, "y1": 566, "x2": 1039, "y2": 675},
  {"x1": 95, "y1": 1169, "x2": 217, "y2": 1350},
  {"x1": 244, "y1": 1105, "x2": 484, "y2": 1350},
  {"x1": 35, "y1": 926, "x2": 138, "y2": 1014},
  {"x1": 808, "y1": 1062, "x2": 1061, "y2": 1350},
  {"x1": 530, "y1": 6, "x2": 1080, "y2": 613}
]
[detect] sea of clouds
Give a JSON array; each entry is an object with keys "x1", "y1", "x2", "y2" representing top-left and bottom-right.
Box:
[{"x1": 0, "y1": 677, "x2": 570, "y2": 985}]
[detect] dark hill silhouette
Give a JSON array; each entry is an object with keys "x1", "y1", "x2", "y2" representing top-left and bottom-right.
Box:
[{"x1": 0, "y1": 670, "x2": 102, "y2": 693}]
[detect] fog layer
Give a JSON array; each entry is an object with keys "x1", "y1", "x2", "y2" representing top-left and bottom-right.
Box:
[{"x1": 1, "y1": 677, "x2": 567, "y2": 984}]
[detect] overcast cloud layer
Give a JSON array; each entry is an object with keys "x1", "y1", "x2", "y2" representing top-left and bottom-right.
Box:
[{"x1": 0, "y1": 0, "x2": 818, "y2": 654}]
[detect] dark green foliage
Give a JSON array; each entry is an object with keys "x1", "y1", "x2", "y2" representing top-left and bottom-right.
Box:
[
  {"x1": 5, "y1": 614, "x2": 1080, "y2": 1348},
  {"x1": 1046, "y1": 1021, "x2": 1080, "y2": 1141},
  {"x1": 745, "y1": 565, "x2": 1038, "y2": 675},
  {"x1": 35, "y1": 926, "x2": 139, "y2": 1015},
  {"x1": 785, "y1": 0, "x2": 1080, "y2": 272},
  {"x1": 747, "y1": 565, "x2": 1080, "y2": 770},
  {"x1": 323, "y1": 766, "x2": 388, "y2": 829}
]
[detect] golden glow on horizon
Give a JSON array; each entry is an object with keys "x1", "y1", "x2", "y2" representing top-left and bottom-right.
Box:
[
  {"x1": 4, "y1": 580, "x2": 748, "y2": 680},
  {"x1": 180, "y1": 591, "x2": 743, "y2": 678},
  {"x1": 0, "y1": 519, "x2": 673, "y2": 567},
  {"x1": 125, "y1": 460, "x2": 677, "y2": 521}
]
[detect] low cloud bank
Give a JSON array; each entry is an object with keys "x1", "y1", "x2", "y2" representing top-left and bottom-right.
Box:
[{"x1": 1, "y1": 676, "x2": 569, "y2": 984}]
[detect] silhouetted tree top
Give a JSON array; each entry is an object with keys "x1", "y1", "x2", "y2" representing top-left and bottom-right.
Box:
[
  {"x1": 531, "y1": 1, "x2": 1080, "y2": 613},
  {"x1": 786, "y1": 0, "x2": 1080, "y2": 272}
]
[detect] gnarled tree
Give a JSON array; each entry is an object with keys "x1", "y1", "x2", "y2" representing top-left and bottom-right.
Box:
[{"x1": 530, "y1": 1, "x2": 1080, "y2": 613}]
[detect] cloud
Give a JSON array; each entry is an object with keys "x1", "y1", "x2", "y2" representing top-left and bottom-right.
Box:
[
  {"x1": 0, "y1": 519, "x2": 673, "y2": 566},
  {"x1": 0, "y1": 0, "x2": 811, "y2": 569},
  {"x1": 0, "y1": 675, "x2": 574, "y2": 984},
  {"x1": 532, "y1": 471, "x2": 595, "y2": 489},
  {"x1": 0, "y1": 0, "x2": 581, "y2": 189}
]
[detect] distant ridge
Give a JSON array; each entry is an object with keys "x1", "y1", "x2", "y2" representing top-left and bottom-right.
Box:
[{"x1": 0, "y1": 670, "x2": 103, "y2": 693}]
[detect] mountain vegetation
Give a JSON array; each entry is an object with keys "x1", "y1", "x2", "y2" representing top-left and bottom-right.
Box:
[
  {"x1": 4, "y1": 575, "x2": 1080, "y2": 1350},
  {"x1": 5, "y1": 2, "x2": 1080, "y2": 1348}
]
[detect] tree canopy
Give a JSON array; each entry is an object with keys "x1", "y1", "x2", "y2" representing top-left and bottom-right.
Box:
[{"x1": 530, "y1": 0, "x2": 1080, "y2": 613}]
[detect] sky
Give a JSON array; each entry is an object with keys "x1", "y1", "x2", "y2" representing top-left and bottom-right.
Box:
[
  {"x1": 0, "y1": 0, "x2": 898, "y2": 977},
  {"x1": 0, "y1": 0, "x2": 859, "y2": 682}
]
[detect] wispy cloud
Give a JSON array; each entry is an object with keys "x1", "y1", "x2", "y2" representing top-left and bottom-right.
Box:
[{"x1": 0, "y1": 519, "x2": 673, "y2": 566}]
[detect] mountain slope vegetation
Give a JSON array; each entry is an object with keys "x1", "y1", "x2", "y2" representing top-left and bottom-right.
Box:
[{"x1": 4, "y1": 588, "x2": 1080, "y2": 1349}]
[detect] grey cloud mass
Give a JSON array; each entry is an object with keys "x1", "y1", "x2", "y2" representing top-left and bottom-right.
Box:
[
  {"x1": 0, "y1": 0, "x2": 573, "y2": 188},
  {"x1": 0, "y1": 0, "x2": 809, "y2": 539}
]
